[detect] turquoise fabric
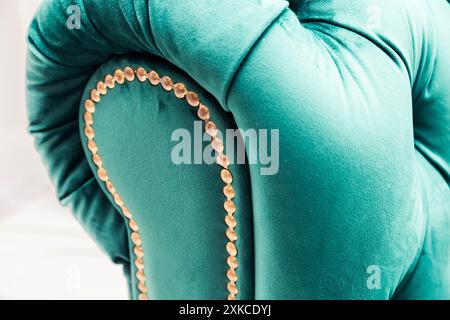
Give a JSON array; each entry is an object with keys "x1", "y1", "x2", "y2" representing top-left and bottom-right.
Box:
[{"x1": 26, "y1": 0, "x2": 449, "y2": 299}]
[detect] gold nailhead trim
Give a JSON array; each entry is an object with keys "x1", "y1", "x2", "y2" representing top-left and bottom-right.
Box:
[
  {"x1": 223, "y1": 184, "x2": 235, "y2": 199},
  {"x1": 216, "y1": 154, "x2": 230, "y2": 169},
  {"x1": 113, "y1": 193, "x2": 124, "y2": 207},
  {"x1": 105, "y1": 181, "x2": 115, "y2": 193},
  {"x1": 136, "y1": 270, "x2": 146, "y2": 282},
  {"x1": 226, "y1": 242, "x2": 237, "y2": 256},
  {"x1": 224, "y1": 200, "x2": 236, "y2": 214},
  {"x1": 84, "y1": 126, "x2": 95, "y2": 140},
  {"x1": 138, "y1": 293, "x2": 148, "y2": 300},
  {"x1": 129, "y1": 219, "x2": 139, "y2": 232},
  {"x1": 84, "y1": 112, "x2": 93, "y2": 125},
  {"x1": 87, "y1": 140, "x2": 98, "y2": 154},
  {"x1": 138, "y1": 282, "x2": 148, "y2": 293},
  {"x1": 97, "y1": 168, "x2": 108, "y2": 182},
  {"x1": 114, "y1": 69, "x2": 125, "y2": 84},
  {"x1": 211, "y1": 137, "x2": 224, "y2": 153},
  {"x1": 84, "y1": 99, "x2": 95, "y2": 113},
  {"x1": 148, "y1": 71, "x2": 160, "y2": 85},
  {"x1": 205, "y1": 121, "x2": 218, "y2": 137},
  {"x1": 160, "y1": 76, "x2": 173, "y2": 91},
  {"x1": 197, "y1": 104, "x2": 210, "y2": 120},
  {"x1": 122, "y1": 206, "x2": 132, "y2": 219},
  {"x1": 135, "y1": 258, "x2": 145, "y2": 271},
  {"x1": 227, "y1": 269, "x2": 238, "y2": 282},
  {"x1": 186, "y1": 91, "x2": 200, "y2": 107},
  {"x1": 227, "y1": 282, "x2": 238, "y2": 295},
  {"x1": 220, "y1": 169, "x2": 233, "y2": 184},
  {"x1": 90, "y1": 89, "x2": 100, "y2": 103},
  {"x1": 136, "y1": 67, "x2": 148, "y2": 82},
  {"x1": 173, "y1": 83, "x2": 187, "y2": 98},
  {"x1": 225, "y1": 215, "x2": 237, "y2": 229},
  {"x1": 226, "y1": 228, "x2": 238, "y2": 242},
  {"x1": 131, "y1": 232, "x2": 142, "y2": 246},
  {"x1": 82, "y1": 66, "x2": 239, "y2": 300},
  {"x1": 134, "y1": 246, "x2": 144, "y2": 259},
  {"x1": 124, "y1": 67, "x2": 135, "y2": 81},
  {"x1": 93, "y1": 154, "x2": 103, "y2": 167},
  {"x1": 97, "y1": 81, "x2": 107, "y2": 95},
  {"x1": 105, "y1": 75, "x2": 115, "y2": 89}
]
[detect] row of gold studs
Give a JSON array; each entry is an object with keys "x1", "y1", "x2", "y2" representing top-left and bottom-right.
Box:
[
  {"x1": 83, "y1": 66, "x2": 239, "y2": 300},
  {"x1": 84, "y1": 67, "x2": 149, "y2": 300}
]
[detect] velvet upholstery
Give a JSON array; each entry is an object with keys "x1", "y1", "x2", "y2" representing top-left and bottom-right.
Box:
[{"x1": 26, "y1": 0, "x2": 450, "y2": 299}]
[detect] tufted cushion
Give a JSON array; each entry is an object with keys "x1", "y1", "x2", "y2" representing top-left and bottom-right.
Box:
[{"x1": 26, "y1": 0, "x2": 449, "y2": 299}]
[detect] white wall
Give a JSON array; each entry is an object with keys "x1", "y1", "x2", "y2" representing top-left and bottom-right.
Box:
[{"x1": 0, "y1": 0, "x2": 127, "y2": 300}]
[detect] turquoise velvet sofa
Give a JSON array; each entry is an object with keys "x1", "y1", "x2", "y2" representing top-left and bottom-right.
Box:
[{"x1": 26, "y1": 0, "x2": 449, "y2": 299}]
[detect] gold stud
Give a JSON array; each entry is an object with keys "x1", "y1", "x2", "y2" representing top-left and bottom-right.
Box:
[
  {"x1": 124, "y1": 66, "x2": 135, "y2": 81},
  {"x1": 88, "y1": 140, "x2": 98, "y2": 154},
  {"x1": 205, "y1": 121, "x2": 218, "y2": 137},
  {"x1": 216, "y1": 154, "x2": 230, "y2": 169},
  {"x1": 173, "y1": 83, "x2": 187, "y2": 98},
  {"x1": 225, "y1": 215, "x2": 237, "y2": 229},
  {"x1": 227, "y1": 282, "x2": 238, "y2": 295},
  {"x1": 90, "y1": 89, "x2": 100, "y2": 102},
  {"x1": 84, "y1": 126, "x2": 94, "y2": 140},
  {"x1": 134, "y1": 246, "x2": 144, "y2": 259},
  {"x1": 84, "y1": 112, "x2": 93, "y2": 125},
  {"x1": 227, "y1": 256, "x2": 238, "y2": 269},
  {"x1": 135, "y1": 257, "x2": 144, "y2": 270},
  {"x1": 197, "y1": 104, "x2": 210, "y2": 120},
  {"x1": 227, "y1": 269, "x2": 238, "y2": 282},
  {"x1": 160, "y1": 76, "x2": 173, "y2": 91},
  {"x1": 226, "y1": 228, "x2": 238, "y2": 242},
  {"x1": 122, "y1": 206, "x2": 132, "y2": 219},
  {"x1": 105, "y1": 74, "x2": 115, "y2": 89},
  {"x1": 113, "y1": 193, "x2": 123, "y2": 207},
  {"x1": 211, "y1": 137, "x2": 224, "y2": 153},
  {"x1": 220, "y1": 169, "x2": 233, "y2": 184},
  {"x1": 106, "y1": 181, "x2": 115, "y2": 193},
  {"x1": 186, "y1": 91, "x2": 200, "y2": 107},
  {"x1": 129, "y1": 219, "x2": 139, "y2": 232},
  {"x1": 114, "y1": 69, "x2": 125, "y2": 84},
  {"x1": 84, "y1": 99, "x2": 95, "y2": 113},
  {"x1": 226, "y1": 241, "x2": 237, "y2": 256},
  {"x1": 131, "y1": 232, "x2": 142, "y2": 246},
  {"x1": 224, "y1": 200, "x2": 236, "y2": 214},
  {"x1": 93, "y1": 154, "x2": 103, "y2": 167},
  {"x1": 223, "y1": 184, "x2": 235, "y2": 199},
  {"x1": 97, "y1": 81, "x2": 107, "y2": 95},
  {"x1": 97, "y1": 168, "x2": 108, "y2": 182},
  {"x1": 136, "y1": 67, "x2": 147, "y2": 82},
  {"x1": 138, "y1": 282, "x2": 148, "y2": 293},
  {"x1": 227, "y1": 294, "x2": 236, "y2": 300},
  {"x1": 138, "y1": 293, "x2": 148, "y2": 300},
  {"x1": 136, "y1": 270, "x2": 146, "y2": 282},
  {"x1": 148, "y1": 70, "x2": 160, "y2": 85}
]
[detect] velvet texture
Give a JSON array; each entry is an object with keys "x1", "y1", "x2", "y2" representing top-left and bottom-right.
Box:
[{"x1": 26, "y1": 0, "x2": 449, "y2": 299}]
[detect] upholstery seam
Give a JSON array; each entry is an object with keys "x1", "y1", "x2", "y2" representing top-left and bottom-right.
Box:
[
  {"x1": 223, "y1": 6, "x2": 289, "y2": 109},
  {"x1": 411, "y1": 0, "x2": 438, "y2": 105},
  {"x1": 146, "y1": 0, "x2": 164, "y2": 57},
  {"x1": 303, "y1": 18, "x2": 412, "y2": 88}
]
